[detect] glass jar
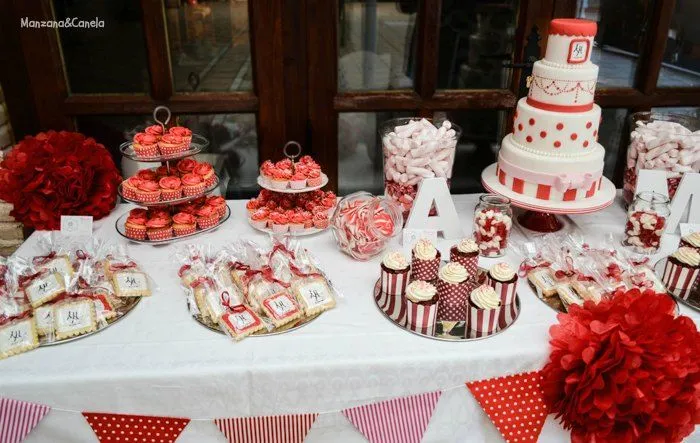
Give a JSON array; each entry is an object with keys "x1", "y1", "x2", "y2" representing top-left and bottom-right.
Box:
[
  {"x1": 622, "y1": 191, "x2": 670, "y2": 254},
  {"x1": 623, "y1": 112, "x2": 700, "y2": 205},
  {"x1": 330, "y1": 191, "x2": 404, "y2": 261},
  {"x1": 379, "y1": 117, "x2": 462, "y2": 220},
  {"x1": 473, "y1": 194, "x2": 513, "y2": 258}
]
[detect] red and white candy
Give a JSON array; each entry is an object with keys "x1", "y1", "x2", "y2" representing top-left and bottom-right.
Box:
[
  {"x1": 473, "y1": 209, "x2": 512, "y2": 257},
  {"x1": 623, "y1": 210, "x2": 666, "y2": 254},
  {"x1": 332, "y1": 196, "x2": 398, "y2": 260}
]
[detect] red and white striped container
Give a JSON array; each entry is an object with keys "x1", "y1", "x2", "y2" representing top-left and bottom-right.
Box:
[
  {"x1": 380, "y1": 266, "x2": 410, "y2": 296},
  {"x1": 466, "y1": 301, "x2": 519, "y2": 339},
  {"x1": 410, "y1": 251, "x2": 441, "y2": 281},
  {"x1": 662, "y1": 259, "x2": 700, "y2": 300},
  {"x1": 486, "y1": 274, "x2": 518, "y2": 305},
  {"x1": 406, "y1": 298, "x2": 438, "y2": 336},
  {"x1": 376, "y1": 289, "x2": 407, "y2": 326}
]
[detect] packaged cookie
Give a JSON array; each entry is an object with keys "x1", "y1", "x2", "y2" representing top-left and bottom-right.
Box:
[
  {"x1": 527, "y1": 268, "x2": 557, "y2": 297},
  {"x1": 245, "y1": 268, "x2": 287, "y2": 313},
  {"x1": 218, "y1": 304, "x2": 266, "y2": 341},
  {"x1": 190, "y1": 277, "x2": 218, "y2": 320},
  {"x1": 33, "y1": 303, "x2": 55, "y2": 336},
  {"x1": 556, "y1": 283, "x2": 584, "y2": 311},
  {"x1": 260, "y1": 291, "x2": 302, "y2": 328},
  {"x1": 291, "y1": 275, "x2": 336, "y2": 316},
  {"x1": 112, "y1": 271, "x2": 151, "y2": 297},
  {"x1": 0, "y1": 314, "x2": 39, "y2": 359},
  {"x1": 53, "y1": 297, "x2": 97, "y2": 340},
  {"x1": 20, "y1": 270, "x2": 65, "y2": 308},
  {"x1": 33, "y1": 252, "x2": 74, "y2": 284}
]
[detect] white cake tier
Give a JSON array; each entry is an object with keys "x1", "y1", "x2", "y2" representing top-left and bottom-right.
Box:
[
  {"x1": 544, "y1": 34, "x2": 595, "y2": 66},
  {"x1": 496, "y1": 133, "x2": 604, "y2": 202},
  {"x1": 527, "y1": 61, "x2": 598, "y2": 111},
  {"x1": 512, "y1": 98, "x2": 600, "y2": 156}
]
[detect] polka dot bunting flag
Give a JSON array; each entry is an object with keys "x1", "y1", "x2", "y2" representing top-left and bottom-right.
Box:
[
  {"x1": 466, "y1": 370, "x2": 548, "y2": 443},
  {"x1": 82, "y1": 412, "x2": 190, "y2": 443}
]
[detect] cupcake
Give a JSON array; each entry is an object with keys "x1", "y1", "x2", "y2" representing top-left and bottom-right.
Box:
[
  {"x1": 680, "y1": 231, "x2": 700, "y2": 253},
  {"x1": 289, "y1": 171, "x2": 307, "y2": 190},
  {"x1": 155, "y1": 165, "x2": 172, "y2": 178},
  {"x1": 177, "y1": 158, "x2": 197, "y2": 175},
  {"x1": 144, "y1": 125, "x2": 164, "y2": 139},
  {"x1": 486, "y1": 262, "x2": 518, "y2": 305},
  {"x1": 435, "y1": 262, "x2": 469, "y2": 322},
  {"x1": 181, "y1": 173, "x2": 205, "y2": 196},
  {"x1": 269, "y1": 168, "x2": 292, "y2": 190},
  {"x1": 196, "y1": 205, "x2": 220, "y2": 230},
  {"x1": 206, "y1": 196, "x2": 227, "y2": 218},
  {"x1": 124, "y1": 209, "x2": 148, "y2": 240},
  {"x1": 177, "y1": 202, "x2": 198, "y2": 215},
  {"x1": 159, "y1": 176, "x2": 182, "y2": 201},
  {"x1": 269, "y1": 212, "x2": 289, "y2": 233},
  {"x1": 194, "y1": 163, "x2": 216, "y2": 187},
  {"x1": 137, "y1": 169, "x2": 158, "y2": 181},
  {"x1": 158, "y1": 134, "x2": 186, "y2": 156},
  {"x1": 132, "y1": 133, "x2": 159, "y2": 158},
  {"x1": 249, "y1": 208, "x2": 269, "y2": 230},
  {"x1": 450, "y1": 238, "x2": 479, "y2": 277},
  {"x1": 312, "y1": 211, "x2": 329, "y2": 229},
  {"x1": 146, "y1": 216, "x2": 173, "y2": 241},
  {"x1": 306, "y1": 169, "x2": 322, "y2": 187},
  {"x1": 321, "y1": 195, "x2": 336, "y2": 216},
  {"x1": 466, "y1": 284, "x2": 506, "y2": 338},
  {"x1": 405, "y1": 280, "x2": 439, "y2": 336},
  {"x1": 289, "y1": 212, "x2": 306, "y2": 232},
  {"x1": 135, "y1": 180, "x2": 161, "y2": 203},
  {"x1": 380, "y1": 251, "x2": 410, "y2": 296},
  {"x1": 302, "y1": 211, "x2": 313, "y2": 229},
  {"x1": 410, "y1": 238, "x2": 440, "y2": 281},
  {"x1": 172, "y1": 212, "x2": 197, "y2": 236},
  {"x1": 246, "y1": 198, "x2": 260, "y2": 216},
  {"x1": 662, "y1": 247, "x2": 700, "y2": 300},
  {"x1": 169, "y1": 126, "x2": 192, "y2": 147},
  {"x1": 121, "y1": 176, "x2": 141, "y2": 200}
]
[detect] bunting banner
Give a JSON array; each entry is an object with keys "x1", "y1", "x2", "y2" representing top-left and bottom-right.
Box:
[
  {"x1": 214, "y1": 414, "x2": 318, "y2": 443},
  {"x1": 82, "y1": 412, "x2": 190, "y2": 443},
  {"x1": 0, "y1": 397, "x2": 51, "y2": 443},
  {"x1": 466, "y1": 371, "x2": 548, "y2": 443},
  {"x1": 342, "y1": 391, "x2": 442, "y2": 443}
]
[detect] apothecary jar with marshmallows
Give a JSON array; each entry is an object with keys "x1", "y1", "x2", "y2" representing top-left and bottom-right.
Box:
[{"x1": 380, "y1": 117, "x2": 461, "y2": 218}]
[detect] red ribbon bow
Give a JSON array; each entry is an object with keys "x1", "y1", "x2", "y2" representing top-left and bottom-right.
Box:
[
  {"x1": 220, "y1": 291, "x2": 237, "y2": 311},
  {"x1": 109, "y1": 261, "x2": 138, "y2": 272},
  {"x1": 289, "y1": 263, "x2": 323, "y2": 280},
  {"x1": 32, "y1": 251, "x2": 57, "y2": 266},
  {"x1": 0, "y1": 311, "x2": 30, "y2": 327},
  {"x1": 191, "y1": 276, "x2": 215, "y2": 289},
  {"x1": 18, "y1": 271, "x2": 45, "y2": 288},
  {"x1": 178, "y1": 264, "x2": 191, "y2": 278},
  {"x1": 518, "y1": 259, "x2": 552, "y2": 278},
  {"x1": 270, "y1": 244, "x2": 296, "y2": 260}
]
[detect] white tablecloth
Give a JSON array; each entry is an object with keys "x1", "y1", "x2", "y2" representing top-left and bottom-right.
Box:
[{"x1": 2, "y1": 195, "x2": 699, "y2": 443}]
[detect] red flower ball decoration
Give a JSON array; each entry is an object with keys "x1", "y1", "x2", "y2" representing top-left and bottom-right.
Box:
[
  {"x1": 0, "y1": 131, "x2": 121, "y2": 230},
  {"x1": 542, "y1": 289, "x2": 700, "y2": 443}
]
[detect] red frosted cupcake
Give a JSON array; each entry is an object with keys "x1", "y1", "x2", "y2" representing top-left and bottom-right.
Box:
[
  {"x1": 289, "y1": 212, "x2": 306, "y2": 232},
  {"x1": 168, "y1": 126, "x2": 192, "y2": 147},
  {"x1": 159, "y1": 176, "x2": 182, "y2": 200},
  {"x1": 155, "y1": 165, "x2": 172, "y2": 178},
  {"x1": 177, "y1": 158, "x2": 197, "y2": 175},
  {"x1": 146, "y1": 215, "x2": 173, "y2": 241},
  {"x1": 206, "y1": 196, "x2": 227, "y2": 218},
  {"x1": 172, "y1": 212, "x2": 197, "y2": 236},
  {"x1": 246, "y1": 198, "x2": 260, "y2": 216},
  {"x1": 269, "y1": 212, "x2": 289, "y2": 233},
  {"x1": 269, "y1": 168, "x2": 292, "y2": 190},
  {"x1": 194, "y1": 162, "x2": 216, "y2": 187},
  {"x1": 137, "y1": 169, "x2": 158, "y2": 181},
  {"x1": 306, "y1": 168, "x2": 322, "y2": 187},
  {"x1": 312, "y1": 211, "x2": 329, "y2": 229},
  {"x1": 181, "y1": 173, "x2": 205, "y2": 196},
  {"x1": 196, "y1": 204, "x2": 220, "y2": 230},
  {"x1": 125, "y1": 209, "x2": 148, "y2": 240},
  {"x1": 289, "y1": 171, "x2": 307, "y2": 190},
  {"x1": 144, "y1": 125, "x2": 164, "y2": 139},
  {"x1": 250, "y1": 208, "x2": 269, "y2": 229},
  {"x1": 302, "y1": 211, "x2": 313, "y2": 229},
  {"x1": 135, "y1": 180, "x2": 161, "y2": 203},
  {"x1": 177, "y1": 202, "x2": 198, "y2": 215},
  {"x1": 158, "y1": 134, "x2": 186, "y2": 156},
  {"x1": 132, "y1": 133, "x2": 159, "y2": 158},
  {"x1": 121, "y1": 176, "x2": 141, "y2": 200}
]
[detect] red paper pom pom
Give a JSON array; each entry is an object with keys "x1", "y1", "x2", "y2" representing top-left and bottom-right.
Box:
[
  {"x1": 542, "y1": 289, "x2": 700, "y2": 443},
  {"x1": 0, "y1": 131, "x2": 122, "y2": 230}
]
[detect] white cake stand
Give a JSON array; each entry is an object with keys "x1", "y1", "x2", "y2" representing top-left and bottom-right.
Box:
[{"x1": 480, "y1": 163, "x2": 617, "y2": 232}]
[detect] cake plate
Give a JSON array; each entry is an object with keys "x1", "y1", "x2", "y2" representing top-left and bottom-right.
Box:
[
  {"x1": 193, "y1": 310, "x2": 322, "y2": 337},
  {"x1": 653, "y1": 257, "x2": 700, "y2": 313},
  {"x1": 256, "y1": 174, "x2": 329, "y2": 193},
  {"x1": 116, "y1": 206, "x2": 231, "y2": 245},
  {"x1": 247, "y1": 218, "x2": 329, "y2": 237},
  {"x1": 118, "y1": 176, "x2": 220, "y2": 207},
  {"x1": 481, "y1": 163, "x2": 617, "y2": 232}
]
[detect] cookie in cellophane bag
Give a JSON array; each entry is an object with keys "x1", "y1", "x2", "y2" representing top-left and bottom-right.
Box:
[{"x1": 98, "y1": 243, "x2": 155, "y2": 298}]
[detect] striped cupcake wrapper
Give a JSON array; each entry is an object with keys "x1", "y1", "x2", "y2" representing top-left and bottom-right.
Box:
[
  {"x1": 449, "y1": 248, "x2": 478, "y2": 277},
  {"x1": 486, "y1": 275, "x2": 517, "y2": 305},
  {"x1": 466, "y1": 301, "x2": 519, "y2": 338},
  {"x1": 147, "y1": 227, "x2": 173, "y2": 241},
  {"x1": 662, "y1": 260, "x2": 700, "y2": 300},
  {"x1": 125, "y1": 226, "x2": 146, "y2": 240},
  {"x1": 183, "y1": 183, "x2": 206, "y2": 196},
  {"x1": 197, "y1": 216, "x2": 220, "y2": 230},
  {"x1": 406, "y1": 299, "x2": 437, "y2": 336},
  {"x1": 381, "y1": 268, "x2": 409, "y2": 297},
  {"x1": 376, "y1": 288, "x2": 407, "y2": 326}
]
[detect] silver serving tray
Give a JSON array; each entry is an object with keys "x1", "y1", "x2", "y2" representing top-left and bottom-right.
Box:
[
  {"x1": 115, "y1": 206, "x2": 230, "y2": 245},
  {"x1": 119, "y1": 133, "x2": 209, "y2": 162},
  {"x1": 118, "y1": 176, "x2": 220, "y2": 207}
]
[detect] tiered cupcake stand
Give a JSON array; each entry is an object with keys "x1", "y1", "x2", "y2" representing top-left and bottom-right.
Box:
[{"x1": 115, "y1": 106, "x2": 230, "y2": 244}]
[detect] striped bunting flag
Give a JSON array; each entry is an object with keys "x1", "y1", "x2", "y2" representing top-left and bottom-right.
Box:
[
  {"x1": 0, "y1": 397, "x2": 50, "y2": 443},
  {"x1": 214, "y1": 414, "x2": 318, "y2": 443},
  {"x1": 342, "y1": 391, "x2": 442, "y2": 443}
]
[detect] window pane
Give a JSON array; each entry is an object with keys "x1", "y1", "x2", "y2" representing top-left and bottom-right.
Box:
[
  {"x1": 576, "y1": 0, "x2": 652, "y2": 88},
  {"x1": 437, "y1": 1, "x2": 518, "y2": 90},
  {"x1": 77, "y1": 114, "x2": 258, "y2": 199},
  {"x1": 597, "y1": 108, "x2": 627, "y2": 180},
  {"x1": 658, "y1": 2, "x2": 700, "y2": 87},
  {"x1": 54, "y1": 1, "x2": 150, "y2": 93},
  {"x1": 650, "y1": 107, "x2": 700, "y2": 118},
  {"x1": 165, "y1": 0, "x2": 253, "y2": 92},
  {"x1": 338, "y1": 1, "x2": 417, "y2": 91}
]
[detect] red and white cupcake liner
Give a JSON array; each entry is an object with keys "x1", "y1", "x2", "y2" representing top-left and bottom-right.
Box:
[
  {"x1": 381, "y1": 268, "x2": 409, "y2": 296},
  {"x1": 406, "y1": 299, "x2": 438, "y2": 336},
  {"x1": 183, "y1": 183, "x2": 206, "y2": 196},
  {"x1": 159, "y1": 144, "x2": 187, "y2": 156},
  {"x1": 271, "y1": 223, "x2": 289, "y2": 233},
  {"x1": 197, "y1": 215, "x2": 220, "y2": 230},
  {"x1": 307, "y1": 177, "x2": 323, "y2": 187},
  {"x1": 449, "y1": 248, "x2": 478, "y2": 277},
  {"x1": 437, "y1": 301, "x2": 466, "y2": 322},
  {"x1": 122, "y1": 185, "x2": 138, "y2": 200},
  {"x1": 125, "y1": 226, "x2": 147, "y2": 240},
  {"x1": 410, "y1": 252, "x2": 440, "y2": 281},
  {"x1": 376, "y1": 289, "x2": 407, "y2": 326},
  {"x1": 133, "y1": 145, "x2": 159, "y2": 158},
  {"x1": 161, "y1": 188, "x2": 182, "y2": 200},
  {"x1": 436, "y1": 279, "x2": 468, "y2": 305},
  {"x1": 173, "y1": 225, "x2": 196, "y2": 236},
  {"x1": 486, "y1": 275, "x2": 518, "y2": 305},
  {"x1": 290, "y1": 179, "x2": 307, "y2": 189},
  {"x1": 436, "y1": 278, "x2": 475, "y2": 321},
  {"x1": 134, "y1": 190, "x2": 161, "y2": 203},
  {"x1": 214, "y1": 206, "x2": 227, "y2": 218},
  {"x1": 203, "y1": 175, "x2": 216, "y2": 187},
  {"x1": 147, "y1": 227, "x2": 173, "y2": 241},
  {"x1": 662, "y1": 259, "x2": 700, "y2": 300},
  {"x1": 466, "y1": 301, "x2": 519, "y2": 339}
]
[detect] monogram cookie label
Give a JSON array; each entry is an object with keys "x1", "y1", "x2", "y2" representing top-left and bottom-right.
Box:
[
  {"x1": 297, "y1": 280, "x2": 332, "y2": 310},
  {"x1": 26, "y1": 274, "x2": 63, "y2": 307},
  {"x1": 54, "y1": 299, "x2": 96, "y2": 338},
  {"x1": 0, "y1": 318, "x2": 37, "y2": 357},
  {"x1": 221, "y1": 308, "x2": 261, "y2": 334},
  {"x1": 113, "y1": 272, "x2": 150, "y2": 295},
  {"x1": 262, "y1": 293, "x2": 299, "y2": 320}
]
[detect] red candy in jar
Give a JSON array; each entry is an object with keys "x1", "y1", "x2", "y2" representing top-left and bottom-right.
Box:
[
  {"x1": 473, "y1": 195, "x2": 513, "y2": 258},
  {"x1": 622, "y1": 191, "x2": 670, "y2": 254}
]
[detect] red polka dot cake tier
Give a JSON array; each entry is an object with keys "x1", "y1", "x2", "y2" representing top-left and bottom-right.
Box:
[{"x1": 496, "y1": 18, "x2": 605, "y2": 202}]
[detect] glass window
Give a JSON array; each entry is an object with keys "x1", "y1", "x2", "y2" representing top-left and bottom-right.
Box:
[
  {"x1": 597, "y1": 108, "x2": 627, "y2": 180},
  {"x1": 165, "y1": 0, "x2": 253, "y2": 92},
  {"x1": 658, "y1": 1, "x2": 700, "y2": 87},
  {"x1": 650, "y1": 107, "x2": 700, "y2": 118},
  {"x1": 54, "y1": 0, "x2": 150, "y2": 93},
  {"x1": 77, "y1": 113, "x2": 258, "y2": 199},
  {"x1": 437, "y1": 0, "x2": 519, "y2": 90},
  {"x1": 576, "y1": 0, "x2": 653, "y2": 88},
  {"x1": 338, "y1": 0, "x2": 417, "y2": 91}
]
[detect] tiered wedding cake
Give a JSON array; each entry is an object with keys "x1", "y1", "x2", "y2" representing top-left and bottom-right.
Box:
[{"x1": 496, "y1": 19, "x2": 603, "y2": 201}]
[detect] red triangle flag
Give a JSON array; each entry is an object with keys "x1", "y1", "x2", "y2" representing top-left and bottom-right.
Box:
[
  {"x1": 214, "y1": 414, "x2": 318, "y2": 443},
  {"x1": 82, "y1": 412, "x2": 190, "y2": 443},
  {"x1": 342, "y1": 391, "x2": 442, "y2": 443},
  {"x1": 0, "y1": 397, "x2": 50, "y2": 443},
  {"x1": 466, "y1": 370, "x2": 548, "y2": 443}
]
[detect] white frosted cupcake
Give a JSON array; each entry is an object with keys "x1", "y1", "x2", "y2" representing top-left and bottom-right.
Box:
[
  {"x1": 435, "y1": 262, "x2": 469, "y2": 322},
  {"x1": 410, "y1": 239, "x2": 441, "y2": 281},
  {"x1": 405, "y1": 280, "x2": 439, "y2": 335},
  {"x1": 662, "y1": 247, "x2": 700, "y2": 300},
  {"x1": 486, "y1": 262, "x2": 518, "y2": 305},
  {"x1": 380, "y1": 251, "x2": 410, "y2": 296},
  {"x1": 450, "y1": 237, "x2": 479, "y2": 277},
  {"x1": 680, "y1": 231, "x2": 700, "y2": 254},
  {"x1": 466, "y1": 284, "x2": 506, "y2": 338}
]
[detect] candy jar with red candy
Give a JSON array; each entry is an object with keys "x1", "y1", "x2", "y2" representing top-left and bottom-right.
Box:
[
  {"x1": 473, "y1": 195, "x2": 513, "y2": 258},
  {"x1": 622, "y1": 191, "x2": 670, "y2": 254}
]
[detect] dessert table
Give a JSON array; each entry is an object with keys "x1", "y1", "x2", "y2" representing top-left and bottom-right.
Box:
[{"x1": 2, "y1": 195, "x2": 699, "y2": 443}]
